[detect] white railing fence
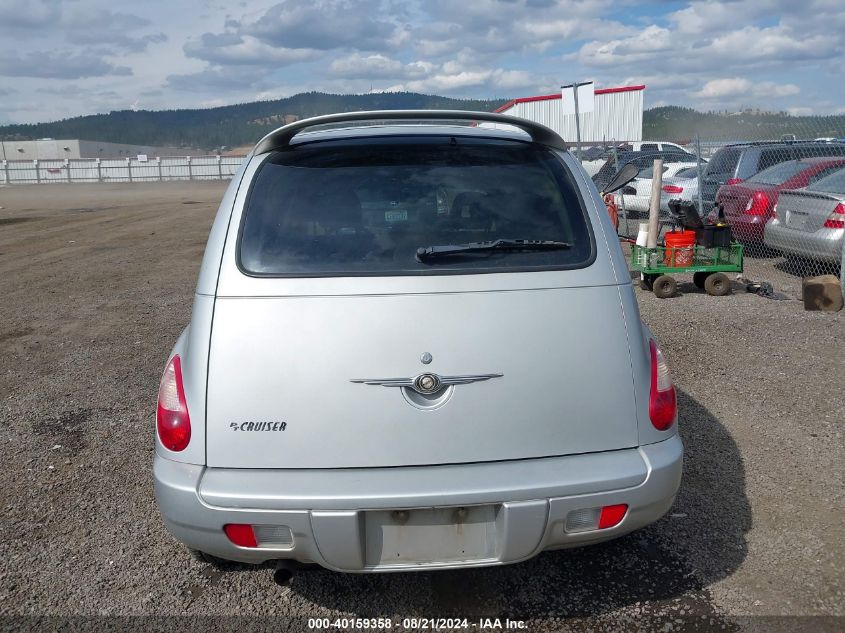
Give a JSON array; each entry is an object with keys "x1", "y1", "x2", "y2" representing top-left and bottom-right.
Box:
[{"x1": 1, "y1": 156, "x2": 246, "y2": 185}]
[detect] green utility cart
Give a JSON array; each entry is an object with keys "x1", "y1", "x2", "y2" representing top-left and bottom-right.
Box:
[{"x1": 630, "y1": 243, "x2": 744, "y2": 298}]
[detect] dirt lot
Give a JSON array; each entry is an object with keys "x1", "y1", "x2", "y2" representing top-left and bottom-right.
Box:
[{"x1": 0, "y1": 182, "x2": 842, "y2": 631}]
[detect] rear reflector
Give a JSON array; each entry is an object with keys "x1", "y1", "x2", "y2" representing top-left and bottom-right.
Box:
[
  {"x1": 598, "y1": 504, "x2": 629, "y2": 529},
  {"x1": 224, "y1": 524, "x2": 257, "y2": 548},
  {"x1": 823, "y1": 203, "x2": 845, "y2": 229},
  {"x1": 224, "y1": 524, "x2": 294, "y2": 549},
  {"x1": 662, "y1": 184, "x2": 684, "y2": 194},
  {"x1": 565, "y1": 504, "x2": 629, "y2": 533},
  {"x1": 726, "y1": 177, "x2": 743, "y2": 185},
  {"x1": 564, "y1": 507, "x2": 601, "y2": 533},
  {"x1": 649, "y1": 340, "x2": 677, "y2": 431},
  {"x1": 254, "y1": 525, "x2": 294, "y2": 548}
]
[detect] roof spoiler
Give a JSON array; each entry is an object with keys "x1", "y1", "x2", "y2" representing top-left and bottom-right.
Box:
[{"x1": 252, "y1": 110, "x2": 568, "y2": 154}]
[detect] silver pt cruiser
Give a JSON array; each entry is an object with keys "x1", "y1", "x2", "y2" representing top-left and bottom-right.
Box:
[{"x1": 154, "y1": 110, "x2": 682, "y2": 572}]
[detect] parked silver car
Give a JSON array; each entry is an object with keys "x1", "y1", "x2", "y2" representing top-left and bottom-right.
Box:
[
  {"x1": 154, "y1": 111, "x2": 682, "y2": 573},
  {"x1": 764, "y1": 166, "x2": 845, "y2": 262}
]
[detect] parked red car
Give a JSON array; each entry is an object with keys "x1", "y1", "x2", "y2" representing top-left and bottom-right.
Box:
[{"x1": 715, "y1": 157, "x2": 845, "y2": 242}]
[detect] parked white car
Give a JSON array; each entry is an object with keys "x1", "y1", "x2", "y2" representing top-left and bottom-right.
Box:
[
  {"x1": 660, "y1": 167, "x2": 701, "y2": 213},
  {"x1": 629, "y1": 142, "x2": 694, "y2": 155},
  {"x1": 615, "y1": 163, "x2": 699, "y2": 216},
  {"x1": 580, "y1": 142, "x2": 695, "y2": 177}
]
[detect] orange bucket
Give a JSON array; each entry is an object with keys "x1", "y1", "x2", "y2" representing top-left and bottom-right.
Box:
[{"x1": 664, "y1": 230, "x2": 696, "y2": 267}]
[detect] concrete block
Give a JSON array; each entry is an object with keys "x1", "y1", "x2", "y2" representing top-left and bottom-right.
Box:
[{"x1": 802, "y1": 275, "x2": 843, "y2": 312}]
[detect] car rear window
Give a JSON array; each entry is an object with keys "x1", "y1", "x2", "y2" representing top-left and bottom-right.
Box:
[
  {"x1": 676, "y1": 167, "x2": 698, "y2": 179},
  {"x1": 238, "y1": 137, "x2": 594, "y2": 276},
  {"x1": 793, "y1": 145, "x2": 845, "y2": 161},
  {"x1": 747, "y1": 160, "x2": 809, "y2": 185},
  {"x1": 705, "y1": 148, "x2": 740, "y2": 176},
  {"x1": 807, "y1": 167, "x2": 845, "y2": 194}
]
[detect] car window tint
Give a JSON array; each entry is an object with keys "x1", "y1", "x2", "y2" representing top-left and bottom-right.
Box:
[
  {"x1": 676, "y1": 167, "x2": 698, "y2": 179},
  {"x1": 640, "y1": 143, "x2": 658, "y2": 151},
  {"x1": 637, "y1": 165, "x2": 669, "y2": 179},
  {"x1": 757, "y1": 149, "x2": 789, "y2": 172},
  {"x1": 239, "y1": 138, "x2": 594, "y2": 276},
  {"x1": 808, "y1": 165, "x2": 845, "y2": 184},
  {"x1": 807, "y1": 167, "x2": 845, "y2": 194},
  {"x1": 747, "y1": 160, "x2": 809, "y2": 185},
  {"x1": 705, "y1": 148, "x2": 740, "y2": 176},
  {"x1": 793, "y1": 145, "x2": 845, "y2": 160}
]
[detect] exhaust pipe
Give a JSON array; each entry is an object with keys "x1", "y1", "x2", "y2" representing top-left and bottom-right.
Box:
[
  {"x1": 273, "y1": 564, "x2": 294, "y2": 586},
  {"x1": 273, "y1": 560, "x2": 316, "y2": 585}
]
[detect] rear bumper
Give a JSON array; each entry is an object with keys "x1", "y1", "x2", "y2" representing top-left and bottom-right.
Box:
[
  {"x1": 154, "y1": 435, "x2": 683, "y2": 572},
  {"x1": 727, "y1": 214, "x2": 768, "y2": 241},
  {"x1": 764, "y1": 220, "x2": 844, "y2": 261}
]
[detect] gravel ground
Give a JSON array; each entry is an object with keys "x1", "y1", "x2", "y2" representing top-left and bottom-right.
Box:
[{"x1": 0, "y1": 183, "x2": 842, "y2": 632}]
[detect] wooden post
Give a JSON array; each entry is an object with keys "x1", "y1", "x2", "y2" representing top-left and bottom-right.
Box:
[
  {"x1": 157, "y1": 157, "x2": 163, "y2": 181},
  {"x1": 127, "y1": 157, "x2": 133, "y2": 183},
  {"x1": 217, "y1": 155, "x2": 223, "y2": 180},
  {"x1": 2, "y1": 160, "x2": 8, "y2": 185},
  {"x1": 96, "y1": 158, "x2": 102, "y2": 182},
  {"x1": 66, "y1": 159, "x2": 71, "y2": 183},
  {"x1": 646, "y1": 159, "x2": 663, "y2": 248},
  {"x1": 34, "y1": 159, "x2": 40, "y2": 184},
  {"x1": 186, "y1": 156, "x2": 192, "y2": 180}
]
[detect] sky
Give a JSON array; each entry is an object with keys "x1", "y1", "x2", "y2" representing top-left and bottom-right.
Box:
[{"x1": 1, "y1": 0, "x2": 844, "y2": 124}]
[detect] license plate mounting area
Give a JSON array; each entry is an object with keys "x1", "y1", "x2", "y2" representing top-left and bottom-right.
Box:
[{"x1": 364, "y1": 505, "x2": 499, "y2": 567}]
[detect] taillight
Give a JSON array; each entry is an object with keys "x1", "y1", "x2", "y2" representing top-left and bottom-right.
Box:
[
  {"x1": 743, "y1": 191, "x2": 770, "y2": 215},
  {"x1": 649, "y1": 340, "x2": 676, "y2": 431},
  {"x1": 663, "y1": 184, "x2": 684, "y2": 194},
  {"x1": 156, "y1": 355, "x2": 191, "y2": 451},
  {"x1": 725, "y1": 177, "x2": 743, "y2": 185},
  {"x1": 823, "y1": 203, "x2": 845, "y2": 229}
]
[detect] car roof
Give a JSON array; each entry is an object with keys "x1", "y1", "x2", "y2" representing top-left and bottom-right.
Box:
[
  {"x1": 719, "y1": 140, "x2": 845, "y2": 151},
  {"x1": 770, "y1": 156, "x2": 845, "y2": 166},
  {"x1": 613, "y1": 150, "x2": 696, "y2": 164}
]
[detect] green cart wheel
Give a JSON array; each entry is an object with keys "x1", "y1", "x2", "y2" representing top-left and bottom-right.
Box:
[
  {"x1": 652, "y1": 275, "x2": 677, "y2": 299},
  {"x1": 693, "y1": 271, "x2": 709, "y2": 288},
  {"x1": 705, "y1": 272, "x2": 731, "y2": 296}
]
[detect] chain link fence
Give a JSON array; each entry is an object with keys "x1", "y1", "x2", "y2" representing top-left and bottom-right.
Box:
[
  {"x1": 0, "y1": 155, "x2": 245, "y2": 185},
  {"x1": 585, "y1": 126, "x2": 845, "y2": 299}
]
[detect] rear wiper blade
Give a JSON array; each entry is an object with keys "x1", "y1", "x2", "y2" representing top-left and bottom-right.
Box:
[{"x1": 416, "y1": 238, "x2": 571, "y2": 261}]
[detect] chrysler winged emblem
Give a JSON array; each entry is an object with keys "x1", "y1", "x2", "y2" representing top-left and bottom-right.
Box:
[{"x1": 350, "y1": 372, "x2": 503, "y2": 395}]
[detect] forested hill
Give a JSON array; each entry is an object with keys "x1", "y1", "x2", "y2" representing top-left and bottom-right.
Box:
[
  {"x1": 2, "y1": 95, "x2": 843, "y2": 150},
  {"x1": 0, "y1": 92, "x2": 505, "y2": 151},
  {"x1": 644, "y1": 106, "x2": 845, "y2": 143}
]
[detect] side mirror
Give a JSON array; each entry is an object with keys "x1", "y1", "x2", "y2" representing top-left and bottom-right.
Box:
[
  {"x1": 620, "y1": 185, "x2": 637, "y2": 196},
  {"x1": 602, "y1": 163, "x2": 640, "y2": 194}
]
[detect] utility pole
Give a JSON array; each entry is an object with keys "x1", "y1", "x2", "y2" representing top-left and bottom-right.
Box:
[
  {"x1": 572, "y1": 84, "x2": 583, "y2": 162},
  {"x1": 695, "y1": 134, "x2": 704, "y2": 214},
  {"x1": 562, "y1": 81, "x2": 593, "y2": 163}
]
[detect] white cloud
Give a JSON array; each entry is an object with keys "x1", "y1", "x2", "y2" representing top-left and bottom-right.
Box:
[
  {"x1": 694, "y1": 78, "x2": 800, "y2": 100},
  {"x1": 396, "y1": 67, "x2": 540, "y2": 95},
  {"x1": 184, "y1": 35, "x2": 318, "y2": 66},
  {"x1": 329, "y1": 54, "x2": 433, "y2": 79}
]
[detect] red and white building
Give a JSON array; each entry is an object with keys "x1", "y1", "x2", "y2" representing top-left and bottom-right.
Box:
[{"x1": 494, "y1": 85, "x2": 645, "y2": 145}]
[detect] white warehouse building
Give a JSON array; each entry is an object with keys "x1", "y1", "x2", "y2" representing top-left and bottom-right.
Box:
[{"x1": 494, "y1": 84, "x2": 645, "y2": 145}]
